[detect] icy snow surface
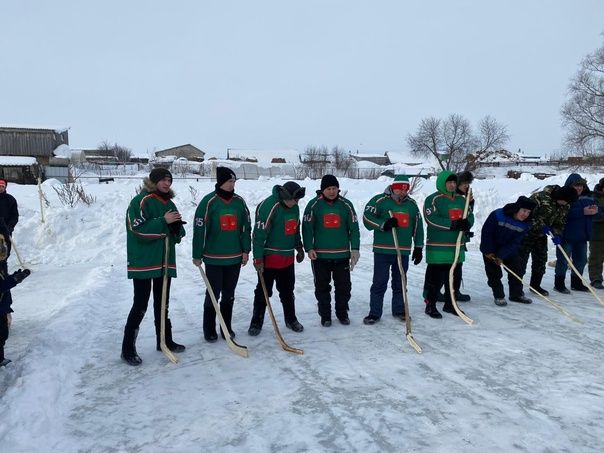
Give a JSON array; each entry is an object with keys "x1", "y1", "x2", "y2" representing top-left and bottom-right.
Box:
[{"x1": 0, "y1": 174, "x2": 603, "y2": 452}]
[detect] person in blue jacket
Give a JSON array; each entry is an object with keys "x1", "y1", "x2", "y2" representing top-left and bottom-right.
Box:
[
  {"x1": 554, "y1": 173, "x2": 600, "y2": 293},
  {"x1": 480, "y1": 196, "x2": 536, "y2": 305}
]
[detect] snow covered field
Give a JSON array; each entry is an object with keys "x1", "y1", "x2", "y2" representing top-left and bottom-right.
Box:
[{"x1": 1, "y1": 173, "x2": 603, "y2": 452}]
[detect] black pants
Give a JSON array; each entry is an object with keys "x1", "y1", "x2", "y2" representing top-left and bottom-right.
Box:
[
  {"x1": 424, "y1": 263, "x2": 460, "y2": 306},
  {"x1": 125, "y1": 277, "x2": 171, "y2": 331},
  {"x1": 251, "y1": 264, "x2": 297, "y2": 326},
  {"x1": 0, "y1": 313, "x2": 8, "y2": 361},
  {"x1": 311, "y1": 258, "x2": 351, "y2": 320},
  {"x1": 203, "y1": 263, "x2": 241, "y2": 332},
  {"x1": 483, "y1": 254, "x2": 524, "y2": 299}
]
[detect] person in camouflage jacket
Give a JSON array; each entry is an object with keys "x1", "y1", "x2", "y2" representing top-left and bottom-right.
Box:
[
  {"x1": 303, "y1": 175, "x2": 360, "y2": 326},
  {"x1": 248, "y1": 181, "x2": 306, "y2": 336},
  {"x1": 122, "y1": 168, "x2": 186, "y2": 366},
  {"x1": 193, "y1": 167, "x2": 251, "y2": 342},
  {"x1": 588, "y1": 177, "x2": 604, "y2": 289},
  {"x1": 422, "y1": 171, "x2": 474, "y2": 319},
  {"x1": 362, "y1": 175, "x2": 424, "y2": 325},
  {"x1": 518, "y1": 184, "x2": 577, "y2": 297}
]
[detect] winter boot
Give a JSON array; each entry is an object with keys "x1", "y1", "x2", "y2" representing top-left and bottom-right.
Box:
[
  {"x1": 121, "y1": 327, "x2": 142, "y2": 366},
  {"x1": 509, "y1": 295, "x2": 532, "y2": 304},
  {"x1": 337, "y1": 315, "x2": 351, "y2": 325},
  {"x1": 529, "y1": 274, "x2": 549, "y2": 296},
  {"x1": 0, "y1": 358, "x2": 11, "y2": 367},
  {"x1": 591, "y1": 280, "x2": 604, "y2": 289},
  {"x1": 442, "y1": 304, "x2": 460, "y2": 316},
  {"x1": 494, "y1": 297, "x2": 507, "y2": 306},
  {"x1": 156, "y1": 319, "x2": 185, "y2": 352},
  {"x1": 363, "y1": 314, "x2": 380, "y2": 325},
  {"x1": 424, "y1": 300, "x2": 442, "y2": 319},
  {"x1": 285, "y1": 319, "x2": 304, "y2": 332},
  {"x1": 219, "y1": 302, "x2": 236, "y2": 340},
  {"x1": 554, "y1": 275, "x2": 571, "y2": 294},
  {"x1": 455, "y1": 291, "x2": 471, "y2": 302},
  {"x1": 570, "y1": 274, "x2": 589, "y2": 292},
  {"x1": 203, "y1": 308, "x2": 218, "y2": 343},
  {"x1": 321, "y1": 317, "x2": 332, "y2": 327}
]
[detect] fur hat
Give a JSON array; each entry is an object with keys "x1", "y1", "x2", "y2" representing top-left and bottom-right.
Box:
[
  {"x1": 457, "y1": 171, "x2": 474, "y2": 185},
  {"x1": 320, "y1": 174, "x2": 339, "y2": 191},
  {"x1": 216, "y1": 166, "x2": 237, "y2": 187},
  {"x1": 280, "y1": 181, "x2": 306, "y2": 200},
  {"x1": 515, "y1": 196, "x2": 537, "y2": 211},
  {"x1": 391, "y1": 175, "x2": 410, "y2": 191},
  {"x1": 553, "y1": 186, "x2": 579, "y2": 204},
  {"x1": 149, "y1": 168, "x2": 172, "y2": 184}
]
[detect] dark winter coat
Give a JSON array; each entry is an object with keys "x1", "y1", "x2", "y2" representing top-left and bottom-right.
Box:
[
  {"x1": 363, "y1": 186, "x2": 424, "y2": 255},
  {"x1": 591, "y1": 183, "x2": 604, "y2": 242},
  {"x1": 0, "y1": 192, "x2": 18, "y2": 235},
  {"x1": 126, "y1": 179, "x2": 185, "y2": 279},
  {"x1": 480, "y1": 203, "x2": 532, "y2": 260},
  {"x1": 303, "y1": 192, "x2": 360, "y2": 259},
  {"x1": 561, "y1": 173, "x2": 599, "y2": 242},
  {"x1": 192, "y1": 189, "x2": 251, "y2": 265},
  {"x1": 0, "y1": 269, "x2": 18, "y2": 315},
  {"x1": 423, "y1": 171, "x2": 474, "y2": 264}
]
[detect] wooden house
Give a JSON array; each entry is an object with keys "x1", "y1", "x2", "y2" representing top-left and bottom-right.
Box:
[
  {"x1": 155, "y1": 144, "x2": 205, "y2": 162},
  {"x1": 0, "y1": 126, "x2": 69, "y2": 166}
]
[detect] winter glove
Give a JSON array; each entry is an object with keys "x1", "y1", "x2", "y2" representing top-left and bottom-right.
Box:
[
  {"x1": 485, "y1": 253, "x2": 502, "y2": 266},
  {"x1": 12, "y1": 268, "x2": 31, "y2": 284},
  {"x1": 254, "y1": 259, "x2": 264, "y2": 273},
  {"x1": 382, "y1": 217, "x2": 399, "y2": 231},
  {"x1": 550, "y1": 235, "x2": 562, "y2": 246},
  {"x1": 465, "y1": 231, "x2": 475, "y2": 240},
  {"x1": 296, "y1": 246, "x2": 305, "y2": 263},
  {"x1": 542, "y1": 225, "x2": 552, "y2": 236},
  {"x1": 450, "y1": 218, "x2": 471, "y2": 231},
  {"x1": 168, "y1": 220, "x2": 187, "y2": 235},
  {"x1": 350, "y1": 250, "x2": 360, "y2": 271},
  {"x1": 411, "y1": 247, "x2": 423, "y2": 265}
]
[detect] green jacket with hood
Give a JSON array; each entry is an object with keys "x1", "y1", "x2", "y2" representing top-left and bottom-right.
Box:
[
  {"x1": 423, "y1": 171, "x2": 474, "y2": 264},
  {"x1": 126, "y1": 178, "x2": 185, "y2": 279},
  {"x1": 363, "y1": 186, "x2": 424, "y2": 255}
]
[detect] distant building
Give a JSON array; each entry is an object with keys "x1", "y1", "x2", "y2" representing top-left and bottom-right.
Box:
[
  {"x1": 0, "y1": 126, "x2": 69, "y2": 166},
  {"x1": 0, "y1": 156, "x2": 40, "y2": 184},
  {"x1": 155, "y1": 144, "x2": 205, "y2": 162},
  {"x1": 227, "y1": 148, "x2": 301, "y2": 164},
  {"x1": 350, "y1": 152, "x2": 390, "y2": 166}
]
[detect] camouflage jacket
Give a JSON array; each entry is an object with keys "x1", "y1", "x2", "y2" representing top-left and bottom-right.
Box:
[{"x1": 527, "y1": 185, "x2": 570, "y2": 238}]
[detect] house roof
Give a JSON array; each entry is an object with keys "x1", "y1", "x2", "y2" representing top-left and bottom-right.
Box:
[
  {"x1": 0, "y1": 156, "x2": 38, "y2": 166},
  {"x1": 0, "y1": 125, "x2": 70, "y2": 134},
  {"x1": 226, "y1": 148, "x2": 300, "y2": 164}
]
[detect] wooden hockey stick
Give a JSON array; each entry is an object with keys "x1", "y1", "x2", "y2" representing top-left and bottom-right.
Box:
[
  {"x1": 547, "y1": 232, "x2": 604, "y2": 307},
  {"x1": 499, "y1": 261, "x2": 581, "y2": 323},
  {"x1": 258, "y1": 270, "x2": 304, "y2": 355},
  {"x1": 448, "y1": 187, "x2": 474, "y2": 325},
  {"x1": 160, "y1": 237, "x2": 178, "y2": 364},
  {"x1": 7, "y1": 235, "x2": 27, "y2": 270},
  {"x1": 198, "y1": 265, "x2": 249, "y2": 357},
  {"x1": 389, "y1": 211, "x2": 422, "y2": 353}
]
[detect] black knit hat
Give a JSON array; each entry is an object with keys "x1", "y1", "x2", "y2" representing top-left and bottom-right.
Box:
[
  {"x1": 149, "y1": 168, "x2": 172, "y2": 183},
  {"x1": 515, "y1": 196, "x2": 537, "y2": 211},
  {"x1": 553, "y1": 186, "x2": 579, "y2": 204},
  {"x1": 216, "y1": 166, "x2": 236, "y2": 187},
  {"x1": 457, "y1": 171, "x2": 474, "y2": 184},
  {"x1": 280, "y1": 181, "x2": 306, "y2": 200},
  {"x1": 320, "y1": 174, "x2": 339, "y2": 191}
]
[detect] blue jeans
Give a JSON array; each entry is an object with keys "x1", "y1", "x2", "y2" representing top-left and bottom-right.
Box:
[
  {"x1": 555, "y1": 240, "x2": 588, "y2": 276},
  {"x1": 369, "y1": 253, "x2": 409, "y2": 318}
]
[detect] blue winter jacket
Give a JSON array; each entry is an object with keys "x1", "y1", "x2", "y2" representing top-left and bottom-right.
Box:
[
  {"x1": 480, "y1": 204, "x2": 532, "y2": 259},
  {"x1": 562, "y1": 173, "x2": 599, "y2": 242}
]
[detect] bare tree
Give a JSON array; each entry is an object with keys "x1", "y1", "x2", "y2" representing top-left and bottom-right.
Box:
[
  {"x1": 331, "y1": 146, "x2": 354, "y2": 175},
  {"x1": 407, "y1": 117, "x2": 444, "y2": 170},
  {"x1": 97, "y1": 141, "x2": 132, "y2": 163},
  {"x1": 442, "y1": 113, "x2": 474, "y2": 172},
  {"x1": 476, "y1": 115, "x2": 510, "y2": 153},
  {"x1": 561, "y1": 38, "x2": 604, "y2": 155},
  {"x1": 301, "y1": 145, "x2": 330, "y2": 178}
]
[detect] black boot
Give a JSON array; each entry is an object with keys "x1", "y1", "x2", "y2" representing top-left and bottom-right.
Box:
[
  {"x1": 424, "y1": 300, "x2": 442, "y2": 319},
  {"x1": 203, "y1": 308, "x2": 218, "y2": 343},
  {"x1": 219, "y1": 302, "x2": 236, "y2": 340},
  {"x1": 530, "y1": 274, "x2": 550, "y2": 296},
  {"x1": 554, "y1": 275, "x2": 571, "y2": 294},
  {"x1": 570, "y1": 274, "x2": 589, "y2": 291},
  {"x1": 156, "y1": 319, "x2": 185, "y2": 352},
  {"x1": 121, "y1": 327, "x2": 142, "y2": 366},
  {"x1": 248, "y1": 310, "x2": 264, "y2": 336}
]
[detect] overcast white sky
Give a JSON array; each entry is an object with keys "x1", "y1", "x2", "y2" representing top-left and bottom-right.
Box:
[{"x1": 1, "y1": 0, "x2": 603, "y2": 157}]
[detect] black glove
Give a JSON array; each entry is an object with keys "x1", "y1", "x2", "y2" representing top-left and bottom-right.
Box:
[
  {"x1": 382, "y1": 217, "x2": 399, "y2": 231},
  {"x1": 450, "y1": 218, "x2": 471, "y2": 231},
  {"x1": 12, "y1": 268, "x2": 31, "y2": 284},
  {"x1": 168, "y1": 220, "x2": 187, "y2": 235},
  {"x1": 465, "y1": 231, "x2": 474, "y2": 239},
  {"x1": 411, "y1": 247, "x2": 423, "y2": 265},
  {"x1": 296, "y1": 246, "x2": 305, "y2": 263}
]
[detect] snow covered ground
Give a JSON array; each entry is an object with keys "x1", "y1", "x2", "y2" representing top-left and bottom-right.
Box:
[{"x1": 1, "y1": 173, "x2": 603, "y2": 452}]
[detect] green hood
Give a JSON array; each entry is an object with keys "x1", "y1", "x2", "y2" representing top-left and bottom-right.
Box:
[{"x1": 436, "y1": 170, "x2": 457, "y2": 196}]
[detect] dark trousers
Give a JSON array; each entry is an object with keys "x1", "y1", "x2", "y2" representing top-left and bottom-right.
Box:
[
  {"x1": 125, "y1": 277, "x2": 171, "y2": 332},
  {"x1": 424, "y1": 263, "x2": 460, "y2": 306},
  {"x1": 519, "y1": 235, "x2": 548, "y2": 281},
  {"x1": 555, "y1": 240, "x2": 587, "y2": 277},
  {"x1": 369, "y1": 253, "x2": 409, "y2": 317},
  {"x1": 251, "y1": 264, "x2": 297, "y2": 326},
  {"x1": 311, "y1": 258, "x2": 351, "y2": 320},
  {"x1": 0, "y1": 313, "x2": 8, "y2": 361},
  {"x1": 203, "y1": 263, "x2": 241, "y2": 333},
  {"x1": 483, "y1": 254, "x2": 524, "y2": 299},
  {"x1": 588, "y1": 240, "x2": 604, "y2": 283}
]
